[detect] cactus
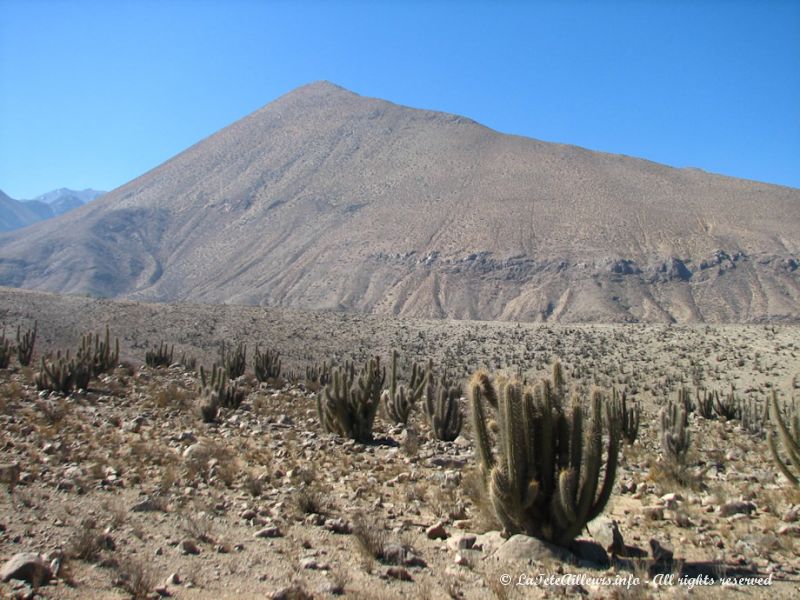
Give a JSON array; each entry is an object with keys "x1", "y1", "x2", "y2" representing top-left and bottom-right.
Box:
[
  {"x1": 254, "y1": 345, "x2": 281, "y2": 381},
  {"x1": 383, "y1": 350, "x2": 427, "y2": 424},
  {"x1": 677, "y1": 387, "x2": 694, "y2": 415},
  {"x1": 199, "y1": 364, "x2": 244, "y2": 412},
  {"x1": 714, "y1": 387, "x2": 740, "y2": 420},
  {"x1": 661, "y1": 397, "x2": 690, "y2": 466},
  {"x1": 306, "y1": 361, "x2": 332, "y2": 386},
  {"x1": 614, "y1": 389, "x2": 640, "y2": 445},
  {"x1": 34, "y1": 351, "x2": 91, "y2": 394},
  {"x1": 78, "y1": 325, "x2": 119, "y2": 376},
  {"x1": 316, "y1": 357, "x2": 385, "y2": 443},
  {"x1": 146, "y1": 341, "x2": 174, "y2": 368},
  {"x1": 424, "y1": 372, "x2": 462, "y2": 441},
  {"x1": 16, "y1": 321, "x2": 37, "y2": 367},
  {"x1": 768, "y1": 391, "x2": 800, "y2": 486},
  {"x1": 0, "y1": 330, "x2": 11, "y2": 369},
  {"x1": 696, "y1": 389, "x2": 715, "y2": 420},
  {"x1": 220, "y1": 341, "x2": 246, "y2": 380},
  {"x1": 739, "y1": 396, "x2": 767, "y2": 438},
  {"x1": 469, "y1": 365, "x2": 620, "y2": 545}
]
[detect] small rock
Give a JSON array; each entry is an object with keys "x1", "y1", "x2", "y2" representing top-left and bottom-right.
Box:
[
  {"x1": 131, "y1": 498, "x2": 161, "y2": 512},
  {"x1": 1, "y1": 553, "x2": 52, "y2": 585},
  {"x1": 472, "y1": 530, "x2": 506, "y2": 553},
  {"x1": 154, "y1": 585, "x2": 172, "y2": 597},
  {"x1": 254, "y1": 526, "x2": 283, "y2": 539},
  {"x1": 323, "y1": 518, "x2": 351, "y2": 534},
  {"x1": 166, "y1": 573, "x2": 181, "y2": 585},
  {"x1": 426, "y1": 521, "x2": 448, "y2": 540},
  {"x1": 494, "y1": 534, "x2": 571, "y2": 564},
  {"x1": 777, "y1": 524, "x2": 800, "y2": 537},
  {"x1": 382, "y1": 566, "x2": 413, "y2": 581},
  {"x1": 781, "y1": 506, "x2": 799, "y2": 523},
  {"x1": 300, "y1": 557, "x2": 329, "y2": 570},
  {"x1": 720, "y1": 501, "x2": 756, "y2": 517},
  {"x1": 643, "y1": 507, "x2": 664, "y2": 521},
  {"x1": 447, "y1": 534, "x2": 477, "y2": 552},
  {"x1": 180, "y1": 539, "x2": 200, "y2": 555},
  {"x1": 271, "y1": 584, "x2": 314, "y2": 600}
]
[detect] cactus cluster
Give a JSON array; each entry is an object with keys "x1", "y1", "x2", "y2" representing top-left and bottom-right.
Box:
[
  {"x1": 614, "y1": 389, "x2": 640, "y2": 445},
  {"x1": 146, "y1": 341, "x2": 174, "y2": 368},
  {"x1": 34, "y1": 325, "x2": 119, "y2": 394},
  {"x1": 306, "y1": 361, "x2": 332, "y2": 386},
  {"x1": 768, "y1": 391, "x2": 800, "y2": 486},
  {"x1": 696, "y1": 389, "x2": 715, "y2": 419},
  {"x1": 254, "y1": 345, "x2": 281, "y2": 381},
  {"x1": 16, "y1": 321, "x2": 37, "y2": 367},
  {"x1": 316, "y1": 357, "x2": 385, "y2": 443},
  {"x1": 220, "y1": 341, "x2": 246, "y2": 380},
  {"x1": 424, "y1": 372, "x2": 462, "y2": 441},
  {"x1": 713, "y1": 387, "x2": 740, "y2": 420},
  {"x1": 0, "y1": 330, "x2": 11, "y2": 369},
  {"x1": 661, "y1": 396, "x2": 690, "y2": 466},
  {"x1": 197, "y1": 364, "x2": 245, "y2": 422},
  {"x1": 469, "y1": 363, "x2": 620, "y2": 545},
  {"x1": 383, "y1": 350, "x2": 427, "y2": 425}
]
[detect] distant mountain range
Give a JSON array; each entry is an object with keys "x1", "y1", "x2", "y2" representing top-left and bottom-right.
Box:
[
  {"x1": 0, "y1": 188, "x2": 104, "y2": 232},
  {"x1": 0, "y1": 81, "x2": 797, "y2": 322}
]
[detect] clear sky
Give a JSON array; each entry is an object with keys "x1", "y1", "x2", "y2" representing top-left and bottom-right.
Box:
[{"x1": 1, "y1": 0, "x2": 798, "y2": 199}]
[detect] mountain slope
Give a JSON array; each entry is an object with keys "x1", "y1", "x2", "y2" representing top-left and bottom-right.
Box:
[
  {"x1": 0, "y1": 188, "x2": 104, "y2": 232},
  {"x1": 0, "y1": 81, "x2": 797, "y2": 322}
]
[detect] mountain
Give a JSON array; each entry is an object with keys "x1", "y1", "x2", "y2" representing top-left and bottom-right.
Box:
[
  {"x1": 0, "y1": 188, "x2": 104, "y2": 232},
  {"x1": 0, "y1": 81, "x2": 797, "y2": 322}
]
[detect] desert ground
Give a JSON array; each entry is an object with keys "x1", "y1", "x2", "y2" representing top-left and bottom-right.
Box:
[{"x1": 1, "y1": 286, "x2": 799, "y2": 599}]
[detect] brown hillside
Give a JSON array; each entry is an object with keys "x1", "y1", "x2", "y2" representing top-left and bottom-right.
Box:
[{"x1": 0, "y1": 81, "x2": 798, "y2": 322}]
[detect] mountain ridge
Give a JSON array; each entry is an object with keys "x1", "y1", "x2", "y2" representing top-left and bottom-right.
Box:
[{"x1": 0, "y1": 81, "x2": 797, "y2": 322}]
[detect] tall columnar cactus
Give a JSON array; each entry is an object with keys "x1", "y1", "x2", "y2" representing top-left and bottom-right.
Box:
[
  {"x1": 696, "y1": 389, "x2": 716, "y2": 420},
  {"x1": 714, "y1": 387, "x2": 741, "y2": 420},
  {"x1": 306, "y1": 361, "x2": 332, "y2": 386},
  {"x1": 78, "y1": 325, "x2": 119, "y2": 376},
  {"x1": 768, "y1": 391, "x2": 800, "y2": 486},
  {"x1": 424, "y1": 372, "x2": 462, "y2": 441},
  {"x1": 677, "y1": 387, "x2": 694, "y2": 415},
  {"x1": 254, "y1": 345, "x2": 281, "y2": 381},
  {"x1": 614, "y1": 389, "x2": 640, "y2": 445},
  {"x1": 0, "y1": 330, "x2": 11, "y2": 369},
  {"x1": 220, "y1": 341, "x2": 246, "y2": 380},
  {"x1": 316, "y1": 357, "x2": 385, "y2": 443},
  {"x1": 199, "y1": 364, "x2": 244, "y2": 411},
  {"x1": 469, "y1": 366, "x2": 620, "y2": 545},
  {"x1": 16, "y1": 321, "x2": 37, "y2": 367},
  {"x1": 383, "y1": 350, "x2": 427, "y2": 424},
  {"x1": 34, "y1": 351, "x2": 91, "y2": 394},
  {"x1": 661, "y1": 397, "x2": 690, "y2": 466},
  {"x1": 146, "y1": 341, "x2": 174, "y2": 368}
]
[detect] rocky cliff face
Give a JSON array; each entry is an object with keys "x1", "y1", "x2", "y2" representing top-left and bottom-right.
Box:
[{"x1": 0, "y1": 81, "x2": 797, "y2": 322}]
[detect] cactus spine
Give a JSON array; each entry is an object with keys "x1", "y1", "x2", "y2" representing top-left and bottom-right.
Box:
[
  {"x1": 424, "y1": 372, "x2": 462, "y2": 441},
  {"x1": 16, "y1": 321, "x2": 37, "y2": 367},
  {"x1": 768, "y1": 391, "x2": 800, "y2": 486},
  {"x1": 254, "y1": 345, "x2": 281, "y2": 381},
  {"x1": 469, "y1": 363, "x2": 620, "y2": 545},
  {"x1": 383, "y1": 350, "x2": 427, "y2": 424},
  {"x1": 316, "y1": 357, "x2": 385, "y2": 442}
]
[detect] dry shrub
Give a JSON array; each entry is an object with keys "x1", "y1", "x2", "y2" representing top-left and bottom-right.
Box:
[
  {"x1": 115, "y1": 558, "x2": 156, "y2": 600},
  {"x1": 460, "y1": 467, "x2": 501, "y2": 532}
]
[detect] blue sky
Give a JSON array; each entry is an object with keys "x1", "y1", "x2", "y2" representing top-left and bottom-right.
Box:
[{"x1": 1, "y1": 0, "x2": 798, "y2": 198}]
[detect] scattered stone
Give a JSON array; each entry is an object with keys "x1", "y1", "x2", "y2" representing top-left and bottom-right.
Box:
[
  {"x1": 1, "y1": 553, "x2": 52, "y2": 586},
  {"x1": 494, "y1": 534, "x2": 571, "y2": 565},
  {"x1": 180, "y1": 539, "x2": 200, "y2": 555},
  {"x1": 300, "y1": 557, "x2": 329, "y2": 570},
  {"x1": 323, "y1": 518, "x2": 351, "y2": 534},
  {"x1": 271, "y1": 584, "x2": 314, "y2": 600},
  {"x1": 782, "y1": 506, "x2": 799, "y2": 523},
  {"x1": 472, "y1": 530, "x2": 506, "y2": 553},
  {"x1": 131, "y1": 497, "x2": 162, "y2": 512},
  {"x1": 643, "y1": 506, "x2": 664, "y2": 521},
  {"x1": 254, "y1": 526, "x2": 283, "y2": 539},
  {"x1": 777, "y1": 524, "x2": 800, "y2": 537},
  {"x1": 447, "y1": 534, "x2": 477, "y2": 552},
  {"x1": 720, "y1": 501, "x2": 756, "y2": 517},
  {"x1": 426, "y1": 521, "x2": 448, "y2": 540},
  {"x1": 166, "y1": 573, "x2": 181, "y2": 585},
  {"x1": 382, "y1": 566, "x2": 413, "y2": 581}
]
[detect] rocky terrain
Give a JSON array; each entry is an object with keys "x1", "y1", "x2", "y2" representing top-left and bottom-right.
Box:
[
  {"x1": 1, "y1": 288, "x2": 799, "y2": 598},
  {"x1": 0, "y1": 82, "x2": 797, "y2": 322}
]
